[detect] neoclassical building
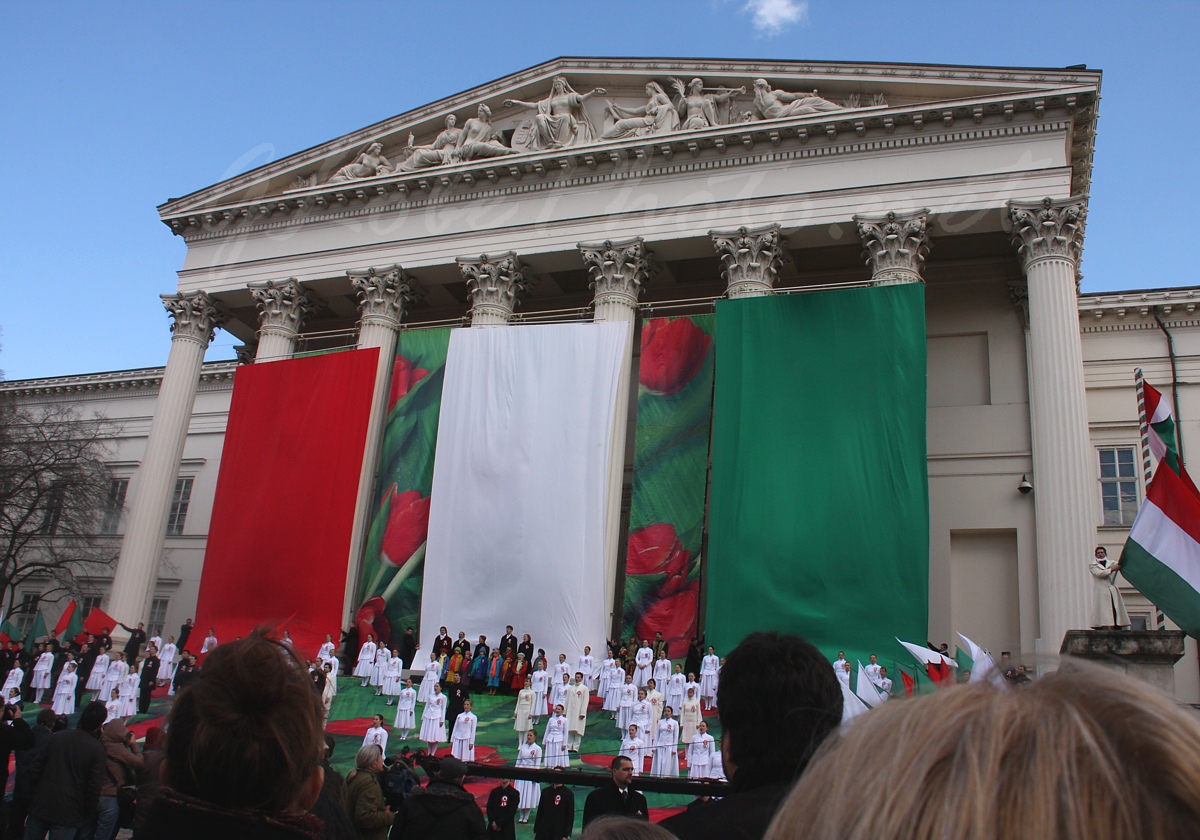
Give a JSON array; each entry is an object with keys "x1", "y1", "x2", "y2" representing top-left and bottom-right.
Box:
[{"x1": 5, "y1": 58, "x2": 1198, "y2": 696}]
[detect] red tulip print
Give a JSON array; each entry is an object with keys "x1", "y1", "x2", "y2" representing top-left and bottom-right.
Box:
[
  {"x1": 636, "y1": 580, "x2": 700, "y2": 659},
  {"x1": 387, "y1": 355, "x2": 429, "y2": 413},
  {"x1": 639, "y1": 317, "x2": 711, "y2": 395},
  {"x1": 380, "y1": 488, "x2": 431, "y2": 567},
  {"x1": 356, "y1": 595, "x2": 392, "y2": 647},
  {"x1": 626, "y1": 524, "x2": 689, "y2": 580}
]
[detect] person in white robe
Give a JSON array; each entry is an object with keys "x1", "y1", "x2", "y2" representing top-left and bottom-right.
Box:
[
  {"x1": 651, "y1": 707, "x2": 680, "y2": 777},
  {"x1": 616, "y1": 674, "x2": 636, "y2": 732},
  {"x1": 688, "y1": 720, "x2": 715, "y2": 779},
  {"x1": 878, "y1": 667, "x2": 893, "y2": 701},
  {"x1": 51, "y1": 663, "x2": 78, "y2": 716},
  {"x1": 646, "y1": 679, "x2": 664, "y2": 733},
  {"x1": 665, "y1": 665, "x2": 686, "y2": 713},
  {"x1": 105, "y1": 688, "x2": 123, "y2": 721},
  {"x1": 699, "y1": 648, "x2": 720, "y2": 709},
  {"x1": 417, "y1": 653, "x2": 440, "y2": 703},
  {"x1": 577, "y1": 647, "x2": 596, "y2": 691},
  {"x1": 552, "y1": 654, "x2": 570, "y2": 688},
  {"x1": 100, "y1": 653, "x2": 128, "y2": 702},
  {"x1": 321, "y1": 665, "x2": 335, "y2": 726},
  {"x1": 864, "y1": 654, "x2": 883, "y2": 687},
  {"x1": 514, "y1": 731, "x2": 542, "y2": 822},
  {"x1": 832, "y1": 651, "x2": 849, "y2": 680},
  {"x1": 598, "y1": 652, "x2": 615, "y2": 703},
  {"x1": 630, "y1": 688, "x2": 652, "y2": 740},
  {"x1": 86, "y1": 651, "x2": 110, "y2": 694},
  {"x1": 118, "y1": 666, "x2": 139, "y2": 718},
  {"x1": 324, "y1": 655, "x2": 340, "y2": 696},
  {"x1": 529, "y1": 663, "x2": 549, "y2": 724},
  {"x1": 394, "y1": 679, "x2": 417, "y2": 738},
  {"x1": 371, "y1": 645, "x2": 390, "y2": 695},
  {"x1": 835, "y1": 659, "x2": 852, "y2": 690},
  {"x1": 514, "y1": 678, "x2": 536, "y2": 746},
  {"x1": 680, "y1": 686, "x2": 702, "y2": 745},
  {"x1": 542, "y1": 705, "x2": 569, "y2": 769},
  {"x1": 620, "y1": 724, "x2": 646, "y2": 776},
  {"x1": 148, "y1": 635, "x2": 163, "y2": 659},
  {"x1": 652, "y1": 652, "x2": 671, "y2": 687},
  {"x1": 317, "y1": 634, "x2": 335, "y2": 666},
  {"x1": 634, "y1": 643, "x2": 653, "y2": 688},
  {"x1": 200, "y1": 630, "x2": 218, "y2": 655},
  {"x1": 548, "y1": 673, "x2": 569, "y2": 714},
  {"x1": 355, "y1": 636, "x2": 378, "y2": 686},
  {"x1": 156, "y1": 638, "x2": 178, "y2": 685},
  {"x1": 420, "y1": 683, "x2": 447, "y2": 750},
  {"x1": 450, "y1": 700, "x2": 478, "y2": 761},
  {"x1": 2, "y1": 663, "x2": 24, "y2": 700},
  {"x1": 605, "y1": 660, "x2": 624, "y2": 717},
  {"x1": 382, "y1": 652, "x2": 404, "y2": 704},
  {"x1": 363, "y1": 714, "x2": 389, "y2": 754},
  {"x1": 31, "y1": 649, "x2": 54, "y2": 703},
  {"x1": 564, "y1": 673, "x2": 589, "y2": 751}
]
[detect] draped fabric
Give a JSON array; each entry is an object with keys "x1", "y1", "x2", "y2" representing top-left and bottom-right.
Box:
[
  {"x1": 705, "y1": 287, "x2": 929, "y2": 665},
  {"x1": 419, "y1": 323, "x2": 628, "y2": 660},
  {"x1": 196, "y1": 349, "x2": 380, "y2": 657}
]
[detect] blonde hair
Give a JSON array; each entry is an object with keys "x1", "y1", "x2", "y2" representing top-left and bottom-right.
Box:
[{"x1": 766, "y1": 664, "x2": 1200, "y2": 840}]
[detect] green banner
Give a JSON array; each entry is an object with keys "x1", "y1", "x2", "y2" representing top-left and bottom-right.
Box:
[
  {"x1": 357, "y1": 328, "x2": 453, "y2": 645},
  {"x1": 621, "y1": 315, "x2": 715, "y2": 658},
  {"x1": 705, "y1": 286, "x2": 928, "y2": 665}
]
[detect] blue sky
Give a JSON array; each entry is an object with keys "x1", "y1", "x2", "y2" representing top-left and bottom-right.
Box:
[{"x1": 1, "y1": 1, "x2": 1196, "y2": 380}]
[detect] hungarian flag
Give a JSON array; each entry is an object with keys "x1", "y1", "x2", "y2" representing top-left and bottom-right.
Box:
[
  {"x1": 1121, "y1": 464, "x2": 1200, "y2": 637},
  {"x1": 83, "y1": 606, "x2": 118, "y2": 637},
  {"x1": 55, "y1": 600, "x2": 85, "y2": 644},
  {"x1": 1144, "y1": 382, "x2": 1200, "y2": 497},
  {"x1": 26, "y1": 612, "x2": 47, "y2": 644}
]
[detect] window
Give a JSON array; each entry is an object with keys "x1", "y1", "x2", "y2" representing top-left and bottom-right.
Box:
[
  {"x1": 12, "y1": 593, "x2": 39, "y2": 637},
  {"x1": 81, "y1": 596, "x2": 102, "y2": 619},
  {"x1": 1128, "y1": 611, "x2": 1152, "y2": 632},
  {"x1": 1099, "y1": 447, "x2": 1139, "y2": 526},
  {"x1": 148, "y1": 598, "x2": 169, "y2": 637},
  {"x1": 166, "y1": 477, "x2": 194, "y2": 536},
  {"x1": 100, "y1": 477, "x2": 129, "y2": 535},
  {"x1": 38, "y1": 483, "x2": 65, "y2": 535}
]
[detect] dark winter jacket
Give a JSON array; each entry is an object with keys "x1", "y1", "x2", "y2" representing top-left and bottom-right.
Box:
[
  {"x1": 345, "y1": 769, "x2": 394, "y2": 840},
  {"x1": 391, "y1": 778, "x2": 485, "y2": 840},
  {"x1": 133, "y1": 787, "x2": 324, "y2": 840},
  {"x1": 27, "y1": 726, "x2": 107, "y2": 827}
]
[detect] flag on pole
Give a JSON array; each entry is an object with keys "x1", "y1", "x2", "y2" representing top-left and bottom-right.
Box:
[
  {"x1": 1121, "y1": 464, "x2": 1200, "y2": 638},
  {"x1": 26, "y1": 612, "x2": 47, "y2": 644},
  {"x1": 895, "y1": 662, "x2": 916, "y2": 698},
  {"x1": 840, "y1": 680, "x2": 870, "y2": 723},
  {"x1": 55, "y1": 600, "x2": 85, "y2": 644},
  {"x1": 855, "y1": 661, "x2": 886, "y2": 707},
  {"x1": 898, "y1": 638, "x2": 956, "y2": 684},
  {"x1": 957, "y1": 632, "x2": 1005, "y2": 686},
  {"x1": 1143, "y1": 382, "x2": 1200, "y2": 497},
  {"x1": 83, "y1": 607, "x2": 118, "y2": 637},
  {"x1": 953, "y1": 645, "x2": 973, "y2": 675}
]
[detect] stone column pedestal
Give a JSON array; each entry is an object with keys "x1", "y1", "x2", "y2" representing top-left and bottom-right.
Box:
[{"x1": 1060, "y1": 629, "x2": 1186, "y2": 695}]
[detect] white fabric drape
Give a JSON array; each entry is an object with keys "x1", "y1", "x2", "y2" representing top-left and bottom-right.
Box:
[{"x1": 420, "y1": 322, "x2": 628, "y2": 662}]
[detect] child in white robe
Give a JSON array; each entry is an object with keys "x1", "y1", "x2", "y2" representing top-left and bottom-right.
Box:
[
  {"x1": 620, "y1": 724, "x2": 646, "y2": 776},
  {"x1": 450, "y1": 700, "x2": 477, "y2": 761},
  {"x1": 371, "y1": 646, "x2": 390, "y2": 695},
  {"x1": 688, "y1": 720, "x2": 715, "y2": 779},
  {"x1": 363, "y1": 714, "x2": 389, "y2": 755},
  {"x1": 417, "y1": 654, "x2": 440, "y2": 703},
  {"x1": 382, "y1": 651, "x2": 403, "y2": 704},
  {"x1": 100, "y1": 654, "x2": 128, "y2": 703},
  {"x1": 355, "y1": 637, "x2": 377, "y2": 686},
  {"x1": 542, "y1": 705, "x2": 569, "y2": 769},
  {"x1": 665, "y1": 665, "x2": 686, "y2": 714},
  {"x1": 31, "y1": 649, "x2": 54, "y2": 703},
  {"x1": 51, "y1": 663, "x2": 78, "y2": 716},
  {"x1": 699, "y1": 648, "x2": 720, "y2": 709},
  {"x1": 577, "y1": 647, "x2": 595, "y2": 691},
  {"x1": 530, "y1": 663, "x2": 549, "y2": 723},
  {"x1": 604, "y1": 660, "x2": 624, "y2": 718},
  {"x1": 598, "y1": 653, "x2": 615, "y2": 703},
  {"x1": 646, "y1": 679, "x2": 664, "y2": 733},
  {"x1": 86, "y1": 651, "x2": 109, "y2": 693},
  {"x1": 156, "y1": 639, "x2": 178, "y2": 685},
  {"x1": 316, "y1": 634, "x2": 335, "y2": 665},
  {"x1": 616, "y1": 674, "x2": 636, "y2": 732},
  {"x1": 1, "y1": 665, "x2": 24, "y2": 699},
  {"x1": 634, "y1": 643, "x2": 653, "y2": 688},
  {"x1": 514, "y1": 678, "x2": 536, "y2": 746},
  {"x1": 680, "y1": 686, "x2": 702, "y2": 745},
  {"x1": 630, "y1": 689, "x2": 652, "y2": 738},
  {"x1": 552, "y1": 654, "x2": 570, "y2": 688},
  {"x1": 118, "y1": 666, "x2": 139, "y2": 718},
  {"x1": 420, "y1": 683, "x2": 447, "y2": 750},
  {"x1": 105, "y1": 688, "x2": 122, "y2": 721},
  {"x1": 652, "y1": 652, "x2": 671, "y2": 687},
  {"x1": 548, "y1": 673, "x2": 569, "y2": 714},
  {"x1": 651, "y1": 707, "x2": 680, "y2": 777},
  {"x1": 514, "y1": 730, "x2": 542, "y2": 822},
  {"x1": 394, "y1": 679, "x2": 417, "y2": 738}
]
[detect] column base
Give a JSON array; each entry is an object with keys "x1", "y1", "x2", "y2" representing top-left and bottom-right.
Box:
[{"x1": 1059, "y1": 629, "x2": 1186, "y2": 695}]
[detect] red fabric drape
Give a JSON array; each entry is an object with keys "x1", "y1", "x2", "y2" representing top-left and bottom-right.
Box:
[{"x1": 195, "y1": 349, "x2": 379, "y2": 660}]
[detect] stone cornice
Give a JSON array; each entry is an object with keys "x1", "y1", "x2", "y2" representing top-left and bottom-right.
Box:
[
  {"x1": 1078, "y1": 288, "x2": 1200, "y2": 333},
  {"x1": 168, "y1": 112, "x2": 1080, "y2": 245},
  {"x1": 0, "y1": 362, "x2": 238, "y2": 398}
]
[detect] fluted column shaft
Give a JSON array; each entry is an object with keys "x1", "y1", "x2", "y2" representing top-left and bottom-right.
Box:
[
  {"x1": 1010, "y1": 196, "x2": 1093, "y2": 650},
  {"x1": 107, "y1": 292, "x2": 226, "y2": 639},
  {"x1": 581, "y1": 238, "x2": 655, "y2": 629},
  {"x1": 250, "y1": 278, "x2": 314, "y2": 362},
  {"x1": 855, "y1": 210, "x2": 931, "y2": 285},
  {"x1": 342, "y1": 267, "x2": 415, "y2": 624},
  {"x1": 711, "y1": 224, "x2": 786, "y2": 298}
]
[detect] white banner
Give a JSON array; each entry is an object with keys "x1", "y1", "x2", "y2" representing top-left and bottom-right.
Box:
[{"x1": 419, "y1": 322, "x2": 628, "y2": 666}]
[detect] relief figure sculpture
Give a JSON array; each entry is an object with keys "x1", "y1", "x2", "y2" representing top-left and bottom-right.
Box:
[
  {"x1": 453, "y1": 104, "x2": 519, "y2": 162},
  {"x1": 504, "y1": 76, "x2": 606, "y2": 150},
  {"x1": 328, "y1": 142, "x2": 393, "y2": 183},
  {"x1": 600, "y1": 82, "x2": 681, "y2": 141},
  {"x1": 398, "y1": 114, "x2": 464, "y2": 172},
  {"x1": 751, "y1": 79, "x2": 843, "y2": 120},
  {"x1": 670, "y1": 78, "x2": 746, "y2": 131}
]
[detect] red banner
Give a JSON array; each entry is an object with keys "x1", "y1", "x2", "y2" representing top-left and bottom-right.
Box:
[{"x1": 195, "y1": 349, "x2": 379, "y2": 659}]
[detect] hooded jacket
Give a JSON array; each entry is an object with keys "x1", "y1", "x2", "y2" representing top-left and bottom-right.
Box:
[{"x1": 100, "y1": 718, "x2": 144, "y2": 796}]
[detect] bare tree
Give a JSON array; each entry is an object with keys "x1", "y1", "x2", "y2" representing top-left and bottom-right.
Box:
[{"x1": 0, "y1": 398, "x2": 121, "y2": 619}]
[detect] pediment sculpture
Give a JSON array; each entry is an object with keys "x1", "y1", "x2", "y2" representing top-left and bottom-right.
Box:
[{"x1": 317, "y1": 74, "x2": 884, "y2": 185}]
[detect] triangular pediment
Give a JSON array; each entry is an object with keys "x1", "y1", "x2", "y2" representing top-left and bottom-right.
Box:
[{"x1": 159, "y1": 56, "x2": 1100, "y2": 231}]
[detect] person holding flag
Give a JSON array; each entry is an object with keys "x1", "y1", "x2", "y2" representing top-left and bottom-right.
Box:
[{"x1": 1090, "y1": 547, "x2": 1130, "y2": 629}]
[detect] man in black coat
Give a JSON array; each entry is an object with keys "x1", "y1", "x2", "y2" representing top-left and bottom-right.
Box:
[
  {"x1": 391, "y1": 756, "x2": 485, "y2": 840},
  {"x1": 497, "y1": 627, "x2": 517, "y2": 661},
  {"x1": 659, "y1": 631, "x2": 843, "y2": 840},
  {"x1": 582, "y1": 756, "x2": 647, "y2": 828},
  {"x1": 139, "y1": 650, "x2": 161, "y2": 714},
  {"x1": 398, "y1": 628, "x2": 417, "y2": 671},
  {"x1": 24, "y1": 701, "x2": 108, "y2": 839},
  {"x1": 533, "y1": 775, "x2": 574, "y2": 840},
  {"x1": 177, "y1": 619, "x2": 194, "y2": 652},
  {"x1": 6, "y1": 708, "x2": 54, "y2": 840},
  {"x1": 120, "y1": 622, "x2": 147, "y2": 661},
  {"x1": 446, "y1": 684, "x2": 470, "y2": 740},
  {"x1": 485, "y1": 779, "x2": 519, "y2": 840}
]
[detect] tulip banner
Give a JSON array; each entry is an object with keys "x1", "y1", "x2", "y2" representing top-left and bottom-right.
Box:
[
  {"x1": 621, "y1": 315, "x2": 715, "y2": 658},
  {"x1": 358, "y1": 328, "x2": 453, "y2": 648},
  {"x1": 705, "y1": 286, "x2": 929, "y2": 665}
]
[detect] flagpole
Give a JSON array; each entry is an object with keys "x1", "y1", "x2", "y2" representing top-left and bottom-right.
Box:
[{"x1": 1135, "y1": 368, "x2": 1167, "y2": 631}]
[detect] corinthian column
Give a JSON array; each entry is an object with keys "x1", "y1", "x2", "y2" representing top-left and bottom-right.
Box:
[
  {"x1": 249, "y1": 278, "x2": 315, "y2": 361},
  {"x1": 854, "y1": 210, "x2": 931, "y2": 285},
  {"x1": 342, "y1": 266, "x2": 417, "y2": 624},
  {"x1": 1009, "y1": 196, "x2": 1093, "y2": 651},
  {"x1": 580, "y1": 237, "x2": 656, "y2": 631},
  {"x1": 107, "y1": 292, "x2": 227, "y2": 639},
  {"x1": 710, "y1": 224, "x2": 786, "y2": 298},
  {"x1": 458, "y1": 253, "x2": 533, "y2": 326}
]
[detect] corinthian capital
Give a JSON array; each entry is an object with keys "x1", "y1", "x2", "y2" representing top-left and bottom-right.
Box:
[
  {"x1": 458, "y1": 252, "x2": 534, "y2": 325},
  {"x1": 854, "y1": 209, "x2": 931, "y2": 285},
  {"x1": 579, "y1": 238, "x2": 657, "y2": 311},
  {"x1": 249, "y1": 278, "x2": 315, "y2": 339},
  {"x1": 349, "y1": 265, "x2": 418, "y2": 330},
  {"x1": 161, "y1": 291, "x2": 228, "y2": 347},
  {"x1": 710, "y1": 224, "x2": 787, "y2": 298},
  {"x1": 1008, "y1": 196, "x2": 1088, "y2": 270}
]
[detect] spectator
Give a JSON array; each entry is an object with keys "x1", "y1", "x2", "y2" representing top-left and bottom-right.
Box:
[
  {"x1": 346, "y1": 744, "x2": 394, "y2": 840},
  {"x1": 98, "y1": 718, "x2": 143, "y2": 839},
  {"x1": 582, "y1": 757, "x2": 648, "y2": 828},
  {"x1": 533, "y1": 772, "x2": 574, "y2": 840},
  {"x1": 392, "y1": 755, "x2": 485, "y2": 839},
  {"x1": 134, "y1": 631, "x2": 326, "y2": 839},
  {"x1": 660, "y1": 631, "x2": 842, "y2": 840},
  {"x1": 765, "y1": 665, "x2": 1200, "y2": 840},
  {"x1": 308, "y1": 733, "x2": 355, "y2": 840},
  {"x1": 132, "y1": 726, "x2": 166, "y2": 835},
  {"x1": 6, "y1": 708, "x2": 53, "y2": 840},
  {"x1": 581, "y1": 816, "x2": 676, "y2": 839},
  {"x1": 24, "y1": 700, "x2": 108, "y2": 840}
]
